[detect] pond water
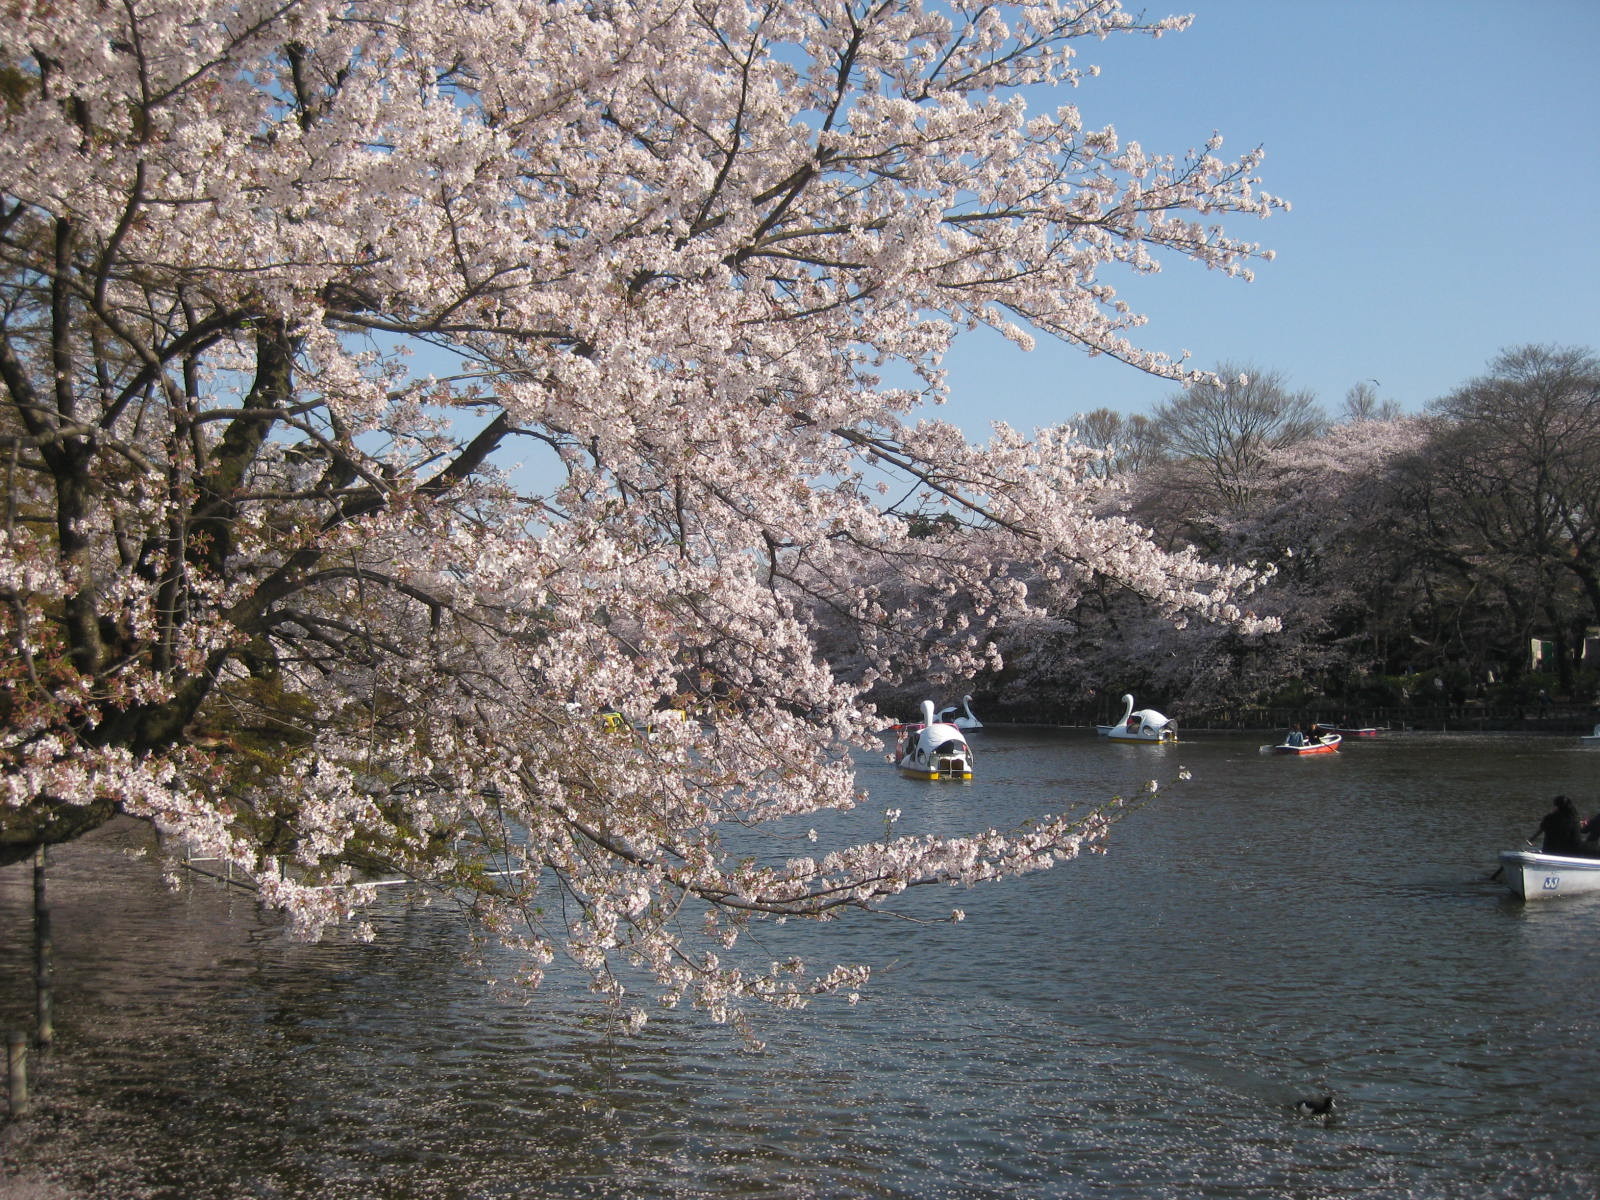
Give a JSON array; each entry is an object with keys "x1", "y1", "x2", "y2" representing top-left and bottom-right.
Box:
[{"x1": 3, "y1": 728, "x2": 1600, "y2": 1198}]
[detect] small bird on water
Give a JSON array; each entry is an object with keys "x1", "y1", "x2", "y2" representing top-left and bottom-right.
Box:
[{"x1": 1293, "y1": 1095, "x2": 1338, "y2": 1117}]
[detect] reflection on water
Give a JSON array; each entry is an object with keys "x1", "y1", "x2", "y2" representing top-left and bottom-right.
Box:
[{"x1": 4, "y1": 729, "x2": 1600, "y2": 1198}]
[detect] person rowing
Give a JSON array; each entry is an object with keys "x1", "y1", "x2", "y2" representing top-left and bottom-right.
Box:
[{"x1": 1532, "y1": 795, "x2": 1585, "y2": 856}]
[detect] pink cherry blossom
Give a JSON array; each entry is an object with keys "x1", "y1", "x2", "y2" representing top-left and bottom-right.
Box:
[{"x1": 1, "y1": 0, "x2": 1281, "y2": 1029}]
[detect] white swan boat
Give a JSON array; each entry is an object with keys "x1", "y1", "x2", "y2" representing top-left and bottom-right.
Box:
[
  {"x1": 935, "y1": 694, "x2": 983, "y2": 731},
  {"x1": 1498, "y1": 849, "x2": 1600, "y2": 899},
  {"x1": 1096, "y1": 694, "x2": 1177, "y2": 743},
  {"x1": 894, "y1": 700, "x2": 974, "y2": 780}
]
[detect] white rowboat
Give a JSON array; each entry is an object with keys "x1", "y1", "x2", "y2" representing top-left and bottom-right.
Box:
[{"x1": 1498, "y1": 849, "x2": 1600, "y2": 900}]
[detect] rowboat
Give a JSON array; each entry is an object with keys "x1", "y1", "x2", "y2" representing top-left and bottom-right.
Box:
[
  {"x1": 1498, "y1": 849, "x2": 1600, "y2": 899},
  {"x1": 1264, "y1": 733, "x2": 1341, "y2": 755},
  {"x1": 1323, "y1": 725, "x2": 1378, "y2": 738}
]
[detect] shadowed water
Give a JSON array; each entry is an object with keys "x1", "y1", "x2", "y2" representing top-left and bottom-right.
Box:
[{"x1": 3, "y1": 729, "x2": 1599, "y2": 1198}]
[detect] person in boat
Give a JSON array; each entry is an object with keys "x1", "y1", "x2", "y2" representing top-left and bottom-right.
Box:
[
  {"x1": 1285, "y1": 724, "x2": 1306, "y2": 747},
  {"x1": 1533, "y1": 795, "x2": 1585, "y2": 856},
  {"x1": 1581, "y1": 806, "x2": 1600, "y2": 855},
  {"x1": 1306, "y1": 722, "x2": 1329, "y2": 744}
]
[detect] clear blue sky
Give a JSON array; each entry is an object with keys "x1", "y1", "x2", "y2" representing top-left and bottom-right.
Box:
[{"x1": 934, "y1": 0, "x2": 1600, "y2": 433}]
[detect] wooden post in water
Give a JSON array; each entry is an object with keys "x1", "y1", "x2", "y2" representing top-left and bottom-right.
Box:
[
  {"x1": 34, "y1": 846, "x2": 53, "y2": 1048},
  {"x1": 6, "y1": 1031, "x2": 26, "y2": 1118}
]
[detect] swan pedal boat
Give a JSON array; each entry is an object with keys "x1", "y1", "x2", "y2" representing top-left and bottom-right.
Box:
[
  {"x1": 894, "y1": 700, "x2": 974, "y2": 780},
  {"x1": 1498, "y1": 849, "x2": 1600, "y2": 899},
  {"x1": 1095, "y1": 693, "x2": 1177, "y2": 744},
  {"x1": 1266, "y1": 734, "x2": 1342, "y2": 755},
  {"x1": 934, "y1": 694, "x2": 983, "y2": 731}
]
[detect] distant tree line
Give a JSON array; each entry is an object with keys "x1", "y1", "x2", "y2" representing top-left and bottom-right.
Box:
[{"x1": 858, "y1": 344, "x2": 1600, "y2": 722}]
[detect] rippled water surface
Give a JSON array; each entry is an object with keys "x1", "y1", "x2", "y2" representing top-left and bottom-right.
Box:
[{"x1": 4, "y1": 729, "x2": 1600, "y2": 1198}]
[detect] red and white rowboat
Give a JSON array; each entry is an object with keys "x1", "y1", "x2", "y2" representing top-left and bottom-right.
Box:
[{"x1": 1264, "y1": 733, "x2": 1342, "y2": 756}]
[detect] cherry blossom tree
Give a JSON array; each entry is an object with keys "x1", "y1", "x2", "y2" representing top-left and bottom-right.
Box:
[
  {"x1": 1, "y1": 0, "x2": 1282, "y2": 1031},
  {"x1": 1211, "y1": 416, "x2": 1430, "y2": 695},
  {"x1": 989, "y1": 414, "x2": 1436, "y2": 715}
]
